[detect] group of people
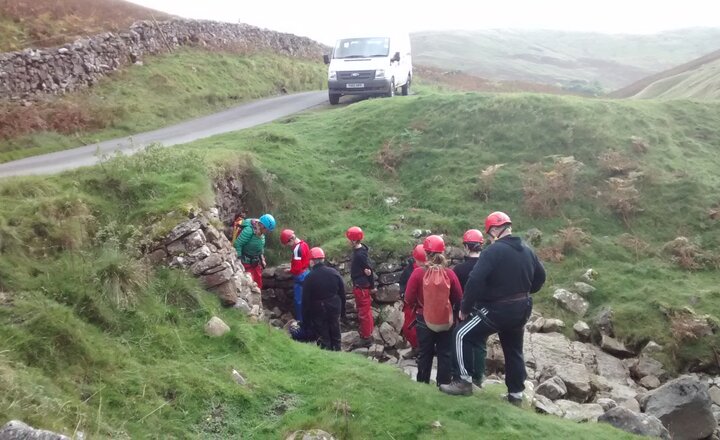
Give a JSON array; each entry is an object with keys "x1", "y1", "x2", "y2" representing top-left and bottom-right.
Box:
[{"x1": 233, "y1": 211, "x2": 546, "y2": 405}]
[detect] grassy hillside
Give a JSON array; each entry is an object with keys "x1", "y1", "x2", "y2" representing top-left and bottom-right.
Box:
[
  {"x1": 412, "y1": 28, "x2": 720, "y2": 91},
  {"x1": 1, "y1": 91, "x2": 719, "y2": 437},
  {"x1": 611, "y1": 49, "x2": 720, "y2": 100},
  {"x1": 0, "y1": 49, "x2": 326, "y2": 163},
  {"x1": 0, "y1": 0, "x2": 171, "y2": 51}
]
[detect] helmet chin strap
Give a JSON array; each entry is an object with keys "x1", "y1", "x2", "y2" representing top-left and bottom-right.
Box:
[{"x1": 490, "y1": 225, "x2": 510, "y2": 241}]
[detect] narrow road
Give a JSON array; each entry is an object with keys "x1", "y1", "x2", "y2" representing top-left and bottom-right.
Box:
[{"x1": 0, "y1": 91, "x2": 327, "y2": 178}]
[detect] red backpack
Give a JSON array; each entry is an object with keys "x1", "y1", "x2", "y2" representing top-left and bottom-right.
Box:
[{"x1": 422, "y1": 265, "x2": 454, "y2": 332}]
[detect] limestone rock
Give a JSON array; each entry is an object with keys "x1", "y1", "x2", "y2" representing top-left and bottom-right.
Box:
[
  {"x1": 382, "y1": 307, "x2": 404, "y2": 333},
  {"x1": 533, "y1": 394, "x2": 564, "y2": 417},
  {"x1": 709, "y1": 386, "x2": 720, "y2": 406},
  {"x1": 641, "y1": 341, "x2": 664, "y2": 356},
  {"x1": 378, "y1": 271, "x2": 401, "y2": 285},
  {"x1": 553, "y1": 288, "x2": 589, "y2": 316},
  {"x1": 640, "y1": 375, "x2": 661, "y2": 390},
  {"x1": 377, "y1": 262, "x2": 401, "y2": 274},
  {"x1": 593, "y1": 306, "x2": 614, "y2": 337},
  {"x1": 598, "y1": 407, "x2": 670, "y2": 440},
  {"x1": 536, "y1": 376, "x2": 567, "y2": 400},
  {"x1": 204, "y1": 316, "x2": 230, "y2": 337},
  {"x1": 555, "y1": 400, "x2": 604, "y2": 422},
  {"x1": 580, "y1": 268, "x2": 597, "y2": 283},
  {"x1": 573, "y1": 321, "x2": 591, "y2": 341},
  {"x1": 600, "y1": 334, "x2": 634, "y2": 358},
  {"x1": 341, "y1": 331, "x2": 362, "y2": 351},
  {"x1": 285, "y1": 429, "x2": 335, "y2": 440},
  {"x1": 644, "y1": 376, "x2": 716, "y2": 440},
  {"x1": 379, "y1": 322, "x2": 401, "y2": 348},
  {"x1": 201, "y1": 265, "x2": 234, "y2": 288},
  {"x1": 631, "y1": 355, "x2": 666, "y2": 380},
  {"x1": 375, "y1": 284, "x2": 401, "y2": 303},
  {"x1": 527, "y1": 316, "x2": 545, "y2": 333},
  {"x1": 596, "y1": 397, "x2": 617, "y2": 411},
  {"x1": 572, "y1": 282, "x2": 596, "y2": 296},
  {"x1": 0, "y1": 421, "x2": 70, "y2": 440},
  {"x1": 541, "y1": 318, "x2": 565, "y2": 333},
  {"x1": 551, "y1": 362, "x2": 593, "y2": 402}
]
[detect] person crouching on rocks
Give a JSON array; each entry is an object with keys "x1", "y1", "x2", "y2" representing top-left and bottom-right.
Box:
[
  {"x1": 440, "y1": 212, "x2": 546, "y2": 407},
  {"x1": 347, "y1": 226, "x2": 375, "y2": 345},
  {"x1": 399, "y1": 244, "x2": 427, "y2": 352},
  {"x1": 280, "y1": 229, "x2": 311, "y2": 323},
  {"x1": 233, "y1": 214, "x2": 276, "y2": 289},
  {"x1": 404, "y1": 235, "x2": 463, "y2": 386},
  {"x1": 301, "y1": 247, "x2": 346, "y2": 351}
]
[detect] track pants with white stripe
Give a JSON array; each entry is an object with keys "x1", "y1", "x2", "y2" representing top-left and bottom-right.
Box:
[{"x1": 452, "y1": 297, "x2": 533, "y2": 394}]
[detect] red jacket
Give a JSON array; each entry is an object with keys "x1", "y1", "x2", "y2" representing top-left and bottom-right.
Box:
[
  {"x1": 290, "y1": 240, "x2": 311, "y2": 276},
  {"x1": 404, "y1": 266, "x2": 463, "y2": 317}
]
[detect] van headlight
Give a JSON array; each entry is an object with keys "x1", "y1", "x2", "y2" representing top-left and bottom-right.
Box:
[
  {"x1": 375, "y1": 69, "x2": 386, "y2": 79},
  {"x1": 329, "y1": 70, "x2": 337, "y2": 80}
]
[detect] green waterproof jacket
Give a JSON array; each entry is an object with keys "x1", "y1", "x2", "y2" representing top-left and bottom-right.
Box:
[{"x1": 234, "y1": 219, "x2": 266, "y2": 265}]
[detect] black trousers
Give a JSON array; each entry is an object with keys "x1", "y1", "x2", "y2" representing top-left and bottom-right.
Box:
[
  {"x1": 307, "y1": 297, "x2": 341, "y2": 351},
  {"x1": 416, "y1": 315, "x2": 452, "y2": 385},
  {"x1": 452, "y1": 297, "x2": 532, "y2": 393}
]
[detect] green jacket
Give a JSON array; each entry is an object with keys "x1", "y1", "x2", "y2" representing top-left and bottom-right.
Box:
[{"x1": 234, "y1": 219, "x2": 266, "y2": 264}]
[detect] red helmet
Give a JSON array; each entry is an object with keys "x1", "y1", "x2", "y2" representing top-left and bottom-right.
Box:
[
  {"x1": 412, "y1": 244, "x2": 427, "y2": 263},
  {"x1": 463, "y1": 229, "x2": 484, "y2": 244},
  {"x1": 310, "y1": 247, "x2": 325, "y2": 259},
  {"x1": 485, "y1": 211, "x2": 512, "y2": 233},
  {"x1": 346, "y1": 226, "x2": 364, "y2": 241},
  {"x1": 423, "y1": 235, "x2": 445, "y2": 253},
  {"x1": 280, "y1": 229, "x2": 295, "y2": 245}
]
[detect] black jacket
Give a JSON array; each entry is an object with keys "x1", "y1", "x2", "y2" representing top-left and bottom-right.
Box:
[
  {"x1": 452, "y1": 256, "x2": 479, "y2": 290},
  {"x1": 302, "y1": 262, "x2": 346, "y2": 318},
  {"x1": 350, "y1": 244, "x2": 375, "y2": 289},
  {"x1": 399, "y1": 257, "x2": 415, "y2": 295},
  {"x1": 461, "y1": 236, "x2": 545, "y2": 315}
]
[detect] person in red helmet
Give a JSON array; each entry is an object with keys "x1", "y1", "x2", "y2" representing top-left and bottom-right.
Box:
[
  {"x1": 441, "y1": 212, "x2": 546, "y2": 407},
  {"x1": 301, "y1": 247, "x2": 346, "y2": 350},
  {"x1": 399, "y1": 244, "x2": 427, "y2": 350},
  {"x1": 347, "y1": 226, "x2": 375, "y2": 342},
  {"x1": 405, "y1": 235, "x2": 463, "y2": 386},
  {"x1": 453, "y1": 229, "x2": 486, "y2": 387},
  {"x1": 280, "y1": 229, "x2": 311, "y2": 323}
]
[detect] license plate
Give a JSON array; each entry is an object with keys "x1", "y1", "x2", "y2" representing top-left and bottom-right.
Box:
[{"x1": 346, "y1": 83, "x2": 364, "y2": 88}]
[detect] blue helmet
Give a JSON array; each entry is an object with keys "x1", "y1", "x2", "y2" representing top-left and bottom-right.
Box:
[{"x1": 259, "y1": 214, "x2": 276, "y2": 232}]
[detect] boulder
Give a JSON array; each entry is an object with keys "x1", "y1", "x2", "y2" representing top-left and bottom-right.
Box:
[
  {"x1": 541, "y1": 319, "x2": 565, "y2": 333},
  {"x1": 641, "y1": 341, "x2": 663, "y2": 356},
  {"x1": 190, "y1": 253, "x2": 224, "y2": 275},
  {"x1": 524, "y1": 332, "x2": 596, "y2": 375},
  {"x1": 554, "y1": 400, "x2": 604, "y2": 422},
  {"x1": 379, "y1": 322, "x2": 401, "y2": 348},
  {"x1": 0, "y1": 421, "x2": 70, "y2": 440},
  {"x1": 592, "y1": 306, "x2": 614, "y2": 337},
  {"x1": 596, "y1": 397, "x2": 618, "y2": 411},
  {"x1": 184, "y1": 229, "x2": 207, "y2": 252},
  {"x1": 709, "y1": 386, "x2": 720, "y2": 406},
  {"x1": 640, "y1": 375, "x2": 661, "y2": 390},
  {"x1": 536, "y1": 376, "x2": 568, "y2": 400},
  {"x1": 285, "y1": 430, "x2": 336, "y2": 440},
  {"x1": 600, "y1": 334, "x2": 634, "y2": 358},
  {"x1": 201, "y1": 265, "x2": 234, "y2": 288},
  {"x1": 212, "y1": 280, "x2": 239, "y2": 307},
  {"x1": 378, "y1": 271, "x2": 401, "y2": 285},
  {"x1": 553, "y1": 363, "x2": 593, "y2": 402},
  {"x1": 341, "y1": 331, "x2": 362, "y2": 351},
  {"x1": 618, "y1": 397, "x2": 641, "y2": 413},
  {"x1": 382, "y1": 306, "x2": 404, "y2": 333},
  {"x1": 527, "y1": 316, "x2": 545, "y2": 333},
  {"x1": 553, "y1": 288, "x2": 589, "y2": 316},
  {"x1": 580, "y1": 268, "x2": 597, "y2": 283},
  {"x1": 572, "y1": 282, "x2": 596, "y2": 296},
  {"x1": 533, "y1": 394, "x2": 564, "y2": 417},
  {"x1": 525, "y1": 228, "x2": 543, "y2": 247},
  {"x1": 368, "y1": 344, "x2": 385, "y2": 359},
  {"x1": 598, "y1": 407, "x2": 670, "y2": 440},
  {"x1": 573, "y1": 321, "x2": 591, "y2": 341},
  {"x1": 165, "y1": 218, "x2": 202, "y2": 243},
  {"x1": 375, "y1": 284, "x2": 401, "y2": 303},
  {"x1": 631, "y1": 355, "x2": 666, "y2": 380},
  {"x1": 204, "y1": 316, "x2": 230, "y2": 337},
  {"x1": 377, "y1": 262, "x2": 402, "y2": 274},
  {"x1": 644, "y1": 376, "x2": 716, "y2": 440}
]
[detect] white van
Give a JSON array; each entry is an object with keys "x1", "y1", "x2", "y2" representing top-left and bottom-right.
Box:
[{"x1": 323, "y1": 34, "x2": 412, "y2": 105}]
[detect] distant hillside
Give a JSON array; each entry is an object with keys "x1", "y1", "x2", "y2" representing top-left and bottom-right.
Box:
[
  {"x1": 415, "y1": 65, "x2": 567, "y2": 94},
  {"x1": 0, "y1": 0, "x2": 172, "y2": 51},
  {"x1": 610, "y1": 49, "x2": 720, "y2": 100},
  {"x1": 412, "y1": 28, "x2": 720, "y2": 91}
]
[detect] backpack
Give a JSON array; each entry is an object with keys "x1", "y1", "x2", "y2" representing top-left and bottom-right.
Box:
[
  {"x1": 422, "y1": 265, "x2": 454, "y2": 332},
  {"x1": 231, "y1": 216, "x2": 246, "y2": 244}
]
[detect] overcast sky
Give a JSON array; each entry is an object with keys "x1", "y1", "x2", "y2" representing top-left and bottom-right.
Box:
[{"x1": 128, "y1": 0, "x2": 720, "y2": 44}]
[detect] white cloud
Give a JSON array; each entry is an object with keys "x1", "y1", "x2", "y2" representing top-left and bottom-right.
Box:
[{"x1": 128, "y1": 0, "x2": 720, "y2": 44}]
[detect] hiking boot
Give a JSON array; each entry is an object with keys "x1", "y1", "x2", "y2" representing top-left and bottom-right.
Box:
[
  {"x1": 506, "y1": 394, "x2": 523, "y2": 407},
  {"x1": 472, "y1": 378, "x2": 483, "y2": 389},
  {"x1": 439, "y1": 379, "x2": 473, "y2": 396}
]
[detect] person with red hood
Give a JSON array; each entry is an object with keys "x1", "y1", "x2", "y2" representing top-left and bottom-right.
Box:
[
  {"x1": 404, "y1": 235, "x2": 463, "y2": 386},
  {"x1": 347, "y1": 226, "x2": 375, "y2": 343},
  {"x1": 280, "y1": 229, "x2": 311, "y2": 323},
  {"x1": 399, "y1": 244, "x2": 427, "y2": 350}
]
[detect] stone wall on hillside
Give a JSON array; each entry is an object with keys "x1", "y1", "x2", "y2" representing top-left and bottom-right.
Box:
[{"x1": 0, "y1": 19, "x2": 327, "y2": 101}]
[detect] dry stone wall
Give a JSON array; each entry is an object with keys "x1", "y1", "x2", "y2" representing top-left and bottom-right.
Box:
[{"x1": 0, "y1": 19, "x2": 327, "y2": 101}]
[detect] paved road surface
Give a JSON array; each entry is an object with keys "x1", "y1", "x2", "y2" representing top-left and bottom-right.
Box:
[{"x1": 0, "y1": 90, "x2": 327, "y2": 178}]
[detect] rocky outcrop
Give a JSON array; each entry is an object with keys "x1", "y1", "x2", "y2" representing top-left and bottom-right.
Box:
[
  {"x1": 598, "y1": 407, "x2": 670, "y2": 440},
  {"x1": 205, "y1": 316, "x2": 231, "y2": 337},
  {"x1": 0, "y1": 421, "x2": 70, "y2": 440},
  {"x1": 148, "y1": 209, "x2": 263, "y2": 320},
  {"x1": 553, "y1": 288, "x2": 589, "y2": 316},
  {"x1": 0, "y1": 19, "x2": 327, "y2": 101}
]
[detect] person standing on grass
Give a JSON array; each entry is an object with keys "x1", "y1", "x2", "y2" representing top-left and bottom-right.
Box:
[
  {"x1": 399, "y1": 244, "x2": 427, "y2": 351},
  {"x1": 234, "y1": 213, "x2": 276, "y2": 289},
  {"x1": 440, "y1": 212, "x2": 545, "y2": 407},
  {"x1": 404, "y1": 235, "x2": 463, "y2": 386},
  {"x1": 301, "y1": 247, "x2": 346, "y2": 351},
  {"x1": 347, "y1": 226, "x2": 376, "y2": 344},
  {"x1": 280, "y1": 229, "x2": 311, "y2": 323},
  {"x1": 452, "y1": 229, "x2": 487, "y2": 388}
]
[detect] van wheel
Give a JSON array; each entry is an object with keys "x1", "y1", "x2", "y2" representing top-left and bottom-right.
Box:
[
  {"x1": 401, "y1": 75, "x2": 411, "y2": 96},
  {"x1": 386, "y1": 79, "x2": 395, "y2": 98},
  {"x1": 329, "y1": 93, "x2": 340, "y2": 105}
]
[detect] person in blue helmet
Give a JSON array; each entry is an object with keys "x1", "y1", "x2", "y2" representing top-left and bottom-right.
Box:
[{"x1": 234, "y1": 213, "x2": 276, "y2": 289}]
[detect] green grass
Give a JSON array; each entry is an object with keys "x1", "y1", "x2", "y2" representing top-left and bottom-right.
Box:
[
  {"x1": 2, "y1": 90, "x2": 720, "y2": 437},
  {"x1": 0, "y1": 49, "x2": 326, "y2": 163},
  {"x1": 632, "y1": 58, "x2": 720, "y2": 100}
]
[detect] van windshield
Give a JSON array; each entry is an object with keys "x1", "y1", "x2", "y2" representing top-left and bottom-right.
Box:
[{"x1": 333, "y1": 38, "x2": 390, "y2": 59}]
